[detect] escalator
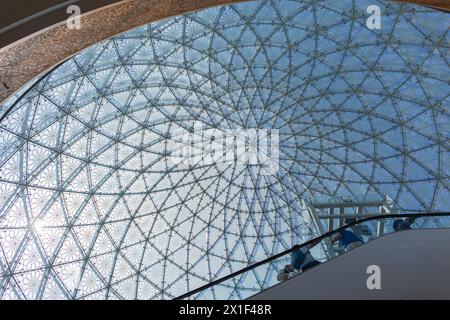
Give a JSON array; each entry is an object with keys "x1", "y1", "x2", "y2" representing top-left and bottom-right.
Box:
[{"x1": 175, "y1": 212, "x2": 450, "y2": 300}]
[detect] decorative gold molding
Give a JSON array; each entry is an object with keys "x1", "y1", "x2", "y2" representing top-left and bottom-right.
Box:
[
  {"x1": 395, "y1": 0, "x2": 450, "y2": 12},
  {"x1": 0, "y1": 0, "x2": 246, "y2": 104}
]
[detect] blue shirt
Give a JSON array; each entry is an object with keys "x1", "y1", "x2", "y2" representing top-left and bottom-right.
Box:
[
  {"x1": 339, "y1": 230, "x2": 362, "y2": 249},
  {"x1": 291, "y1": 246, "x2": 315, "y2": 270}
]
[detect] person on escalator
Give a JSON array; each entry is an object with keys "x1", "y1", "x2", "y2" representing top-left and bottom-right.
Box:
[
  {"x1": 330, "y1": 229, "x2": 363, "y2": 251},
  {"x1": 393, "y1": 217, "x2": 416, "y2": 231},
  {"x1": 277, "y1": 239, "x2": 322, "y2": 281}
]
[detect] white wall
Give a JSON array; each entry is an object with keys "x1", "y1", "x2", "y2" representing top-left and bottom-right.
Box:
[{"x1": 249, "y1": 229, "x2": 450, "y2": 300}]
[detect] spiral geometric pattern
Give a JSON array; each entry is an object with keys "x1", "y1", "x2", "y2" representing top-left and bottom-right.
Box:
[{"x1": 0, "y1": 0, "x2": 448, "y2": 299}]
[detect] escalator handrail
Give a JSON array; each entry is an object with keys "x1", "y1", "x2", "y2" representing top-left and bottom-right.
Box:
[{"x1": 174, "y1": 211, "x2": 450, "y2": 300}]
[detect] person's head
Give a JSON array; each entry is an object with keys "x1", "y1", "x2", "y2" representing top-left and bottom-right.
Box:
[
  {"x1": 393, "y1": 219, "x2": 402, "y2": 230},
  {"x1": 394, "y1": 218, "x2": 414, "y2": 231},
  {"x1": 330, "y1": 232, "x2": 342, "y2": 243},
  {"x1": 277, "y1": 271, "x2": 289, "y2": 281},
  {"x1": 277, "y1": 264, "x2": 294, "y2": 281}
]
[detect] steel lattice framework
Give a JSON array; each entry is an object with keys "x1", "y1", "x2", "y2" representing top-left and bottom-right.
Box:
[{"x1": 0, "y1": 0, "x2": 449, "y2": 300}]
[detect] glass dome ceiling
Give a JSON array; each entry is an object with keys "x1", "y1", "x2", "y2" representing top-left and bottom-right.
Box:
[{"x1": 0, "y1": 0, "x2": 449, "y2": 300}]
